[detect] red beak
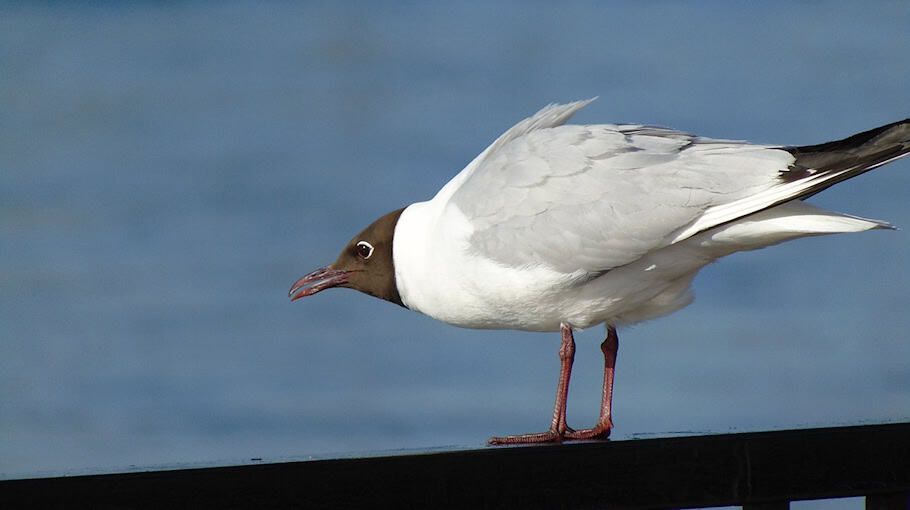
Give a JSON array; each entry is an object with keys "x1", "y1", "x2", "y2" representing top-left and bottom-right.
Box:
[{"x1": 289, "y1": 266, "x2": 352, "y2": 301}]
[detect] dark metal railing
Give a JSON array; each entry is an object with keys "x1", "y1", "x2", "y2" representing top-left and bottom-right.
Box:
[{"x1": 2, "y1": 422, "x2": 909, "y2": 509}]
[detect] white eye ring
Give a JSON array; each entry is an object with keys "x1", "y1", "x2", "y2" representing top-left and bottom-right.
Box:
[{"x1": 356, "y1": 241, "x2": 374, "y2": 259}]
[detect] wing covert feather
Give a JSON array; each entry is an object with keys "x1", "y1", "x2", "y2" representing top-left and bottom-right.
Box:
[{"x1": 448, "y1": 123, "x2": 791, "y2": 272}]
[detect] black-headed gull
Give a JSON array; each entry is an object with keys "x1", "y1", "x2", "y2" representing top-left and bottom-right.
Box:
[{"x1": 290, "y1": 99, "x2": 909, "y2": 444}]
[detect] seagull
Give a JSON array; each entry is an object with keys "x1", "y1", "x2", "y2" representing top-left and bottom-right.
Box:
[{"x1": 290, "y1": 99, "x2": 909, "y2": 444}]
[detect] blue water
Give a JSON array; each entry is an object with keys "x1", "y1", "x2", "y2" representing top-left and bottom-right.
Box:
[{"x1": 2, "y1": 4, "x2": 908, "y2": 507}]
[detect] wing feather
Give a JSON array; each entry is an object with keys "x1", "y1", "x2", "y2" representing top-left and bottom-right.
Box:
[
  {"x1": 447, "y1": 104, "x2": 792, "y2": 272},
  {"x1": 444, "y1": 101, "x2": 907, "y2": 274}
]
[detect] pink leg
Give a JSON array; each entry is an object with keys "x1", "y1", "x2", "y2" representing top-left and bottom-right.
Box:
[
  {"x1": 565, "y1": 325, "x2": 618, "y2": 440},
  {"x1": 488, "y1": 323, "x2": 577, "y2": 444}
]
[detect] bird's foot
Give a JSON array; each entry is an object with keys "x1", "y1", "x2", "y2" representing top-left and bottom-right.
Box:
[
  {"x1": 488, "y1": 426, "x2": 574, "y2": 445},
  {"x1": 563, "y1": 421, "x2": 612, "y2": 440}
]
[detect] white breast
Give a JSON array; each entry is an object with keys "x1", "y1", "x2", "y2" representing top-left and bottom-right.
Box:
[{"x1": 392, "y1": 199, "x2": 697, "y2": 332}]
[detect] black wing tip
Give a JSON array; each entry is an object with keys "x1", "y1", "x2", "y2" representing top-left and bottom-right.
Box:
[
  {"x1": 779, "y1": 118, "x2": 910, "y2": 187},
  {"x1": 785, "y1": 118, "x2": 910, "y2": 157}
]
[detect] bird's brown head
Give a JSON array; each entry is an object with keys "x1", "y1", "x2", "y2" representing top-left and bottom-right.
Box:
[{"x1": 289, "y1": 208, "x2": 405, "y2": 307}]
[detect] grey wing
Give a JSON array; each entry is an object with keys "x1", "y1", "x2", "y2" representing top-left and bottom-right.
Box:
[{"x1": 448, "y1": 123, "x2": 792, "y2": 273}]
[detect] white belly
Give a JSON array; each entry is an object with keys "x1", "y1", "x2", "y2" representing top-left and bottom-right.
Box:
[{"x1": 393, "y1": 200, "x2": 884, "y2": 333}]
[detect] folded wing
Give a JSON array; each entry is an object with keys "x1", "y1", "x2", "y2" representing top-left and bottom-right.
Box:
[{"x1": 445, "y1": 101, "x2": 909, "y2": 273}]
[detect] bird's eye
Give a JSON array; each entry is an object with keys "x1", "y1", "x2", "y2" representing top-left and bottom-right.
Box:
[{"x1": 356, "y1": 241, "x2": 374, "y2": 260}]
